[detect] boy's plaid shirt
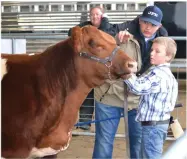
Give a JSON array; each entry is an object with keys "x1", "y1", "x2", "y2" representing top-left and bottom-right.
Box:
[{"x1": 124, "y1": 63, "x2": 178, "y2": 122}]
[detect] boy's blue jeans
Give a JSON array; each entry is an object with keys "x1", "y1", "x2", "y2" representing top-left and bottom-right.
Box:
[
  {"x1": 92, "y1": 101, "x2": 142, "y2": 159},
  {"x1": 140, "y1": 123, "x2": 168, "y2": 159}
]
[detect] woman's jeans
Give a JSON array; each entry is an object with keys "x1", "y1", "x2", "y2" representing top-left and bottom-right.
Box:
[{"x1": 92, "y1": 101, "x2": 142, "y2": 159}]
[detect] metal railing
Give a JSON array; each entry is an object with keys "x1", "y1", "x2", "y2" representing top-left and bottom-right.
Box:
[
  {"x1": 2, "y1": 34, "x2": 186, "y2": 69},
  {"x1": 1, "y1": 11, "x2": 143, "y2": 32},
  {"x1": 1, "y1": 1, "x2": 147, "y2": 32}
]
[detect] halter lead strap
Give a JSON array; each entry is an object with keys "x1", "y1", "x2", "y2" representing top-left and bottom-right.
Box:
[{"x1": 79, "y1": 47, "x2": 119, "y2": 64}]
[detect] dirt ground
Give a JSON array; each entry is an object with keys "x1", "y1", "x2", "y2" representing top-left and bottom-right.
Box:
[
  {"x1": 57, "y1": 81, "x2": 186, "y2": 158},
  {"x1": 59, "y1": 136, "x2": 174, "y2": 159}
]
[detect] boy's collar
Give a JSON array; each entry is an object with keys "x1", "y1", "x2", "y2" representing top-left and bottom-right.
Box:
[{"x1": 150, "y1": 63, "x2": 170, "y2": 69}]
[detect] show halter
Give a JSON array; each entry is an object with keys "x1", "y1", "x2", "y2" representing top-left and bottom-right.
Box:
[{"x1": 79, "y1": 46, "x2": 120, "y2": 80}]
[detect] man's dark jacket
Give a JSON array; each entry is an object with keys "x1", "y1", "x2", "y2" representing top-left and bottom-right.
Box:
[
  {"x1": 68, "y1": 16, "x2": 168, "y2": 74},
  {"x1": 100, "y1": 16, "x2": 168, "y2": 75}
]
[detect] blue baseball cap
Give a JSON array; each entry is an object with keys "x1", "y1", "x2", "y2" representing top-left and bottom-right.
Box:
[{"x1": 139, "y1": 6, "x2": 163, "y2": 26}]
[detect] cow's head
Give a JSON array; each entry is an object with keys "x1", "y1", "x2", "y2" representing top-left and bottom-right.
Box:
[{"x1": 71, "y1": 25, "x2": 137, "y2": 80}]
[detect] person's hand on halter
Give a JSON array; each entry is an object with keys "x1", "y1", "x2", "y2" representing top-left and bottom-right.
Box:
[{"x1": 116, "y1": 30, "x2": 133, "y2": 44}]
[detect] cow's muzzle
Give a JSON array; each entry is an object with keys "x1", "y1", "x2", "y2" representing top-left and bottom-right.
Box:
[{"x1": 126, "y1": 61, "x2": 137, "y2": 73}]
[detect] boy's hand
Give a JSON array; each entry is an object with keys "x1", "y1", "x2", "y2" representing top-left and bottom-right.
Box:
[{"x1": 116, "y1": 30, "x2": 132, "y2": 43}]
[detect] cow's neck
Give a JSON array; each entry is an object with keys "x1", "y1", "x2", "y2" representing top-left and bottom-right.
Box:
[
  {"x1": 75, "y1": 56, "x2": 108, "y2": 87},
  {"x1": 35, "y1": 50, "x2": 109, "y2": 151},
  {"x1": 55, "y1": 56, "x2": 109, "y2": 131},
  {"x1": 60, "y1": 80, "x2": 91, "y2": 130},
  {"x1": 39, "y1": 40, "x2": 78, "y2": 98}
]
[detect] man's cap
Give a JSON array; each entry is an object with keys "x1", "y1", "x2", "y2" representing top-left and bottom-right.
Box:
[{"x1": 139, "y1": 6, "x2": 163, "y2": 26}]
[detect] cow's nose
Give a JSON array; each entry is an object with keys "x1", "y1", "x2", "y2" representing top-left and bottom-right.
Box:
[
  {"x1": 128, "y1": 62, "x2": 134, "y2": 68},
  {"x1": 127, "y1": 61, "x2": 137, "y2": 72},
  {"x1": 128, "y1": 61, "x2": 137, "y2": 68}
]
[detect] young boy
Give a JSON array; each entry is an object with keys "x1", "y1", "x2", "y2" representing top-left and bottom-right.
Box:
[{"x1": 124, "y1": 37, "x2": 178, "y2": 159}]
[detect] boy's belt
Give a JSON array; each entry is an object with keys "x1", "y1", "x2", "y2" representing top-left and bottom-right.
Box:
[{"x1": 141, "y1": 119, "x2": 169, "y2": 126}]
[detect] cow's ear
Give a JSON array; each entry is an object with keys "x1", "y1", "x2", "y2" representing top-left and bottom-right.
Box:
[{"x1": 71, "y1": 26, "x2": 83, "y2": 53}]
